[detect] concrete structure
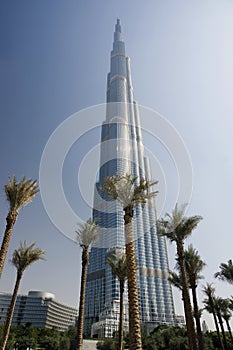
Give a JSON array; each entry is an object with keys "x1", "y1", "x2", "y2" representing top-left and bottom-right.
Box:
[
  {"x1": 84, "y1": 19, "x2": 175, "y2": 337},
  {"x1": 0, "y1": 290, "x2": 77, "y2": 331},
  {"x1": 91, "y1": 300, "x2": 129, "y2": 338}
]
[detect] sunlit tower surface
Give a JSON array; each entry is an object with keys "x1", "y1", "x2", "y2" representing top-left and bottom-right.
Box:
[{"x1": 84, "y1": 19, "x2": 175, "y2": 337}]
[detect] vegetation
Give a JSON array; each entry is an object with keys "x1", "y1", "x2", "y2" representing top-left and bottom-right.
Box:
[
  {"x1": 219, "y1": 297, "x2": 233, "y2": 344},
  {"x1": 101, "y1": 174, "x2": 157, "y2": 350},
  {"x1": 0, "y1": 241, "x2": 45, "y2": 350},
  {"x1": 75, "y1": 219, "x2": 99, "y2": 350},
  {"x1": 97, "y1": 335, "x2": 119, "y2": 350},
  {"x1": 107, "y1": 251, "x2": 127, "y2": 350},
  {"x1": 97, "y1": 325, "x2": 219, "y2": 350},
  {"x1": 157, "y1": 204, "x2": 202, "y2": 350},
  {"x1": 183, "y1": 245, "x2": 206, "y2": 350},
  {"x1": 203, "y1": 284, "x2": 224, "y2": 350},
  {"x1": 213, "y1": 297, "x2": 230, "y2": 350},
  {"x1": 5, "y1": 324, "x2": 231, "y2": 350},
  {"x1": 0, "y1": 324, "x2": 76, "y2": 350},
  {"x1": 215, "y1": 260, "x2": 233, "y2": 285},
  {"x1": 0, "y1": 176, "x2": 39, "y2": 276},
  {"x1": 169, "y1": 245, "x2": 206, "y2": 350}
]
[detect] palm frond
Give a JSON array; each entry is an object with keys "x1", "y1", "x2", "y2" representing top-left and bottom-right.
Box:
[
  {"x1": 156, "y1": 219, "x2": 176, "y2": 242},
  {"x1": 168, "y1": 270, "x2": 183, "y2": 290},
  {"x1": 183, "y1": 245, "x2": 206, "y2": 283},
  {"x1": 157, "y1": 204, "x2": 202, "y2": 243},
  {"x1": 215, "y1": 297, "x2": 231, "y2": 319},
  {"x1": 178, "y1": 216, "x2": 202, "y2": 239},
  {"x1": 11, "y1": 241, "x2": 45, "y2": 273},
  {"x1": 100, "y1": 174, "x2": 158, "y2": 208},
  {"x1": 171, "y1": 203, "x2": 187, "y2": 227},
  {"x1": 214, "y1": 260, "x2": 233, "y2": 284},
  {"x1": 107, "y1": 252, "x2": 127, "y2": 283},
  {"x1": 100, "y1": 175, "x2": 118, "y2": 200},
  {"x1": 202, "y1": 283, "x2": 215, "y2": 298},
  {"x1": 76, "y1": 219, "x2": 99, "y2": 248},
  {"x1": 5, "y1": 176, "x2": 39, "y2": 211}
]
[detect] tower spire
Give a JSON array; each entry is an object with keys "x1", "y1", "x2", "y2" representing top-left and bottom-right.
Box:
[{"x1": 114, "y1": 18, "x2": 122, "y2": 42}]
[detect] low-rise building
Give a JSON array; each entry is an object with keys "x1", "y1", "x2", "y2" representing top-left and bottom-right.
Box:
[
  {"x1": 0, "y1": 291, "x2": 77, "y2": 331},
  {"x1": 91, "y1": 300, "x2": 129, "y2": 338}
]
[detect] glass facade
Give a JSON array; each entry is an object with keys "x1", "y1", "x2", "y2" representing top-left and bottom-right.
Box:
[
  {"x1": 0, "y1": 291, "x2": 77, "y2": 331},
  {"x1": 84, "y1": 19, "x2": 175, "y2": 337}
]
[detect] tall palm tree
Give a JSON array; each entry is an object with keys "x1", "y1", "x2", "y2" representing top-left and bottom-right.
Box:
[
  {"x1": 214, "y1": 297, "x2": 229, "y2": 350},
  {"x1": 102, "y1": 174, "x2": 157, "y2": 350},
  {"x1": 203, "y1": 283, "x2": 224, "y2": 350},
  {"x1": 184, "y1": 245, "x2": 206, "y2": 350},
  {"x1": 227, "y1": 297, "x2": 233, "y2": 345},
  {"x1": 0, "y1": 176, "x2": 39, "y2": 276},
  {"x1": 107, "y1": 250, "x2": 127, "y2": 350},
  {"x1": 218, "y1": 297, "x2": 233, "y2": 345},
  {"x1": 157, "y1": 204, "x2": 202, "y2": 350},
  {"x1": 0, "y1": 241, "x2": 45, "y2": 350},
  {"x1": 169, "y1": 246, "x2": 206, "y2": 350},
  {"x1": 76, "y1": 219, "x2": 98, "y2": 350},
  {"x1": 214, "y1": 260, "x2": 233, "y2": 285}
]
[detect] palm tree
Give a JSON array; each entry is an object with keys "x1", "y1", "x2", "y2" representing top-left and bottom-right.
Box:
[
  {"x1": 203, "y1": 283, "x2": 224, "y2": 350},
  {"x1": 168, "y1": 248, "x2": 205, "y2": 350},
  {"x1": 168, "y1": 270, "x2": 183, "y2": 291},
  {"x1": 0, "y1": 241, "x2": 45, "y2": 350},
  {"x1": 101, "y1": 174, "x2": 157, "y2": 350},
  {"x1": 157, "y1": 204, "x2": 202, "y2": 350},
  {"x1": 214, "y1": 297, "x2": 229, "y2": 350},
  {"x1": 184, "y1": 245, "x2": 206, "y2": 350},
  {"x1": 227, "y1": 297, "x2": 233, "y2": 345},
  {"x1": 76, "y1": 219, "x2": 98, "y2": 350},
  {"x1": 169, "y1": 246, "x2": 206, "y2": 350},
  {"x1": 218, "y1": 297, "x2": 233, "y2": 345},
  {"x1": 0, "y1": 176, "x2": 39, "y2": 276},
  {"x1": 107, "y1": 250, "x2": 127, "y2": 350},
  {"x1": 214, "y1": 260, "x2": 233, "y2": 285}
]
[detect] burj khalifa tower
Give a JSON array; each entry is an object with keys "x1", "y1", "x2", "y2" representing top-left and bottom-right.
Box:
[{"x1": 84, "y1": 19, "x2": 175, "y2": 337}]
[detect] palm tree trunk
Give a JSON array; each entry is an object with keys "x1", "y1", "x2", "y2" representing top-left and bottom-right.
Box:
[
  {"x1": 225, "y1": 319, "x2": 233, "y2": 346},
  {"x1": 191, "y1": 285, "x2": 204, "y2": 350},
  {"x1": 76, "y1": 248, "x2": 89, "y2": 350},
  {"x1": 118, "y1": 281, "x2": 124, "y2": 350},
  {"x1": 124, "y1": 204, "x2": 142, "y2": 350},
  {"x1": 176, "y1": 241, "x2": 197, "y2": 350},
  {"x1": 209, "y1": 300, "x2": 224, "y2": 350},
  {"x1": 0, "y1": 211, "x2": 18, "y2": 277},
  {"x1": 0, "y1": 271, "x2": 22, "y2": 350},
  {"x1": 217, "y1": 312, "x2": 228, "y2": 350}
]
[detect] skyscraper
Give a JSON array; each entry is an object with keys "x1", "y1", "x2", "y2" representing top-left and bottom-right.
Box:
[{"x1": 84, "y1": 19, "x2": 175, "y2": 337}]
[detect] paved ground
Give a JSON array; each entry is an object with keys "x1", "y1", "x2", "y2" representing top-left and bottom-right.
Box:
[{"x1": 82, "y1": 339, "x2": 98, "y2": 350}]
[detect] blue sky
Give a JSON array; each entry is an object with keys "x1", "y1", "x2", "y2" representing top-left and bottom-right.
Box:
[{"x1": 1, "y1": 0, "x2": 233, "y2": 330}]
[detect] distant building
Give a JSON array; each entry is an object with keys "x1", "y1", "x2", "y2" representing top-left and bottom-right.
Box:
[
  {"x1": 142, "y1": 314, "x2": 185, "y2": 335},
  {"x1": 0, "y1": 291, "x2": 77, "y2": 331},
  {"x1": 174, "y1": 314, "x2": 185, "y2": 327},
  {"x1": 202, "y1": 320, "x2": 209, "y2": 333}
]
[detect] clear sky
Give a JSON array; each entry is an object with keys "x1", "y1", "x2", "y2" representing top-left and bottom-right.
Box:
[{"x1": 1, "y1": 0, "x2": 233, "y2": 330}]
